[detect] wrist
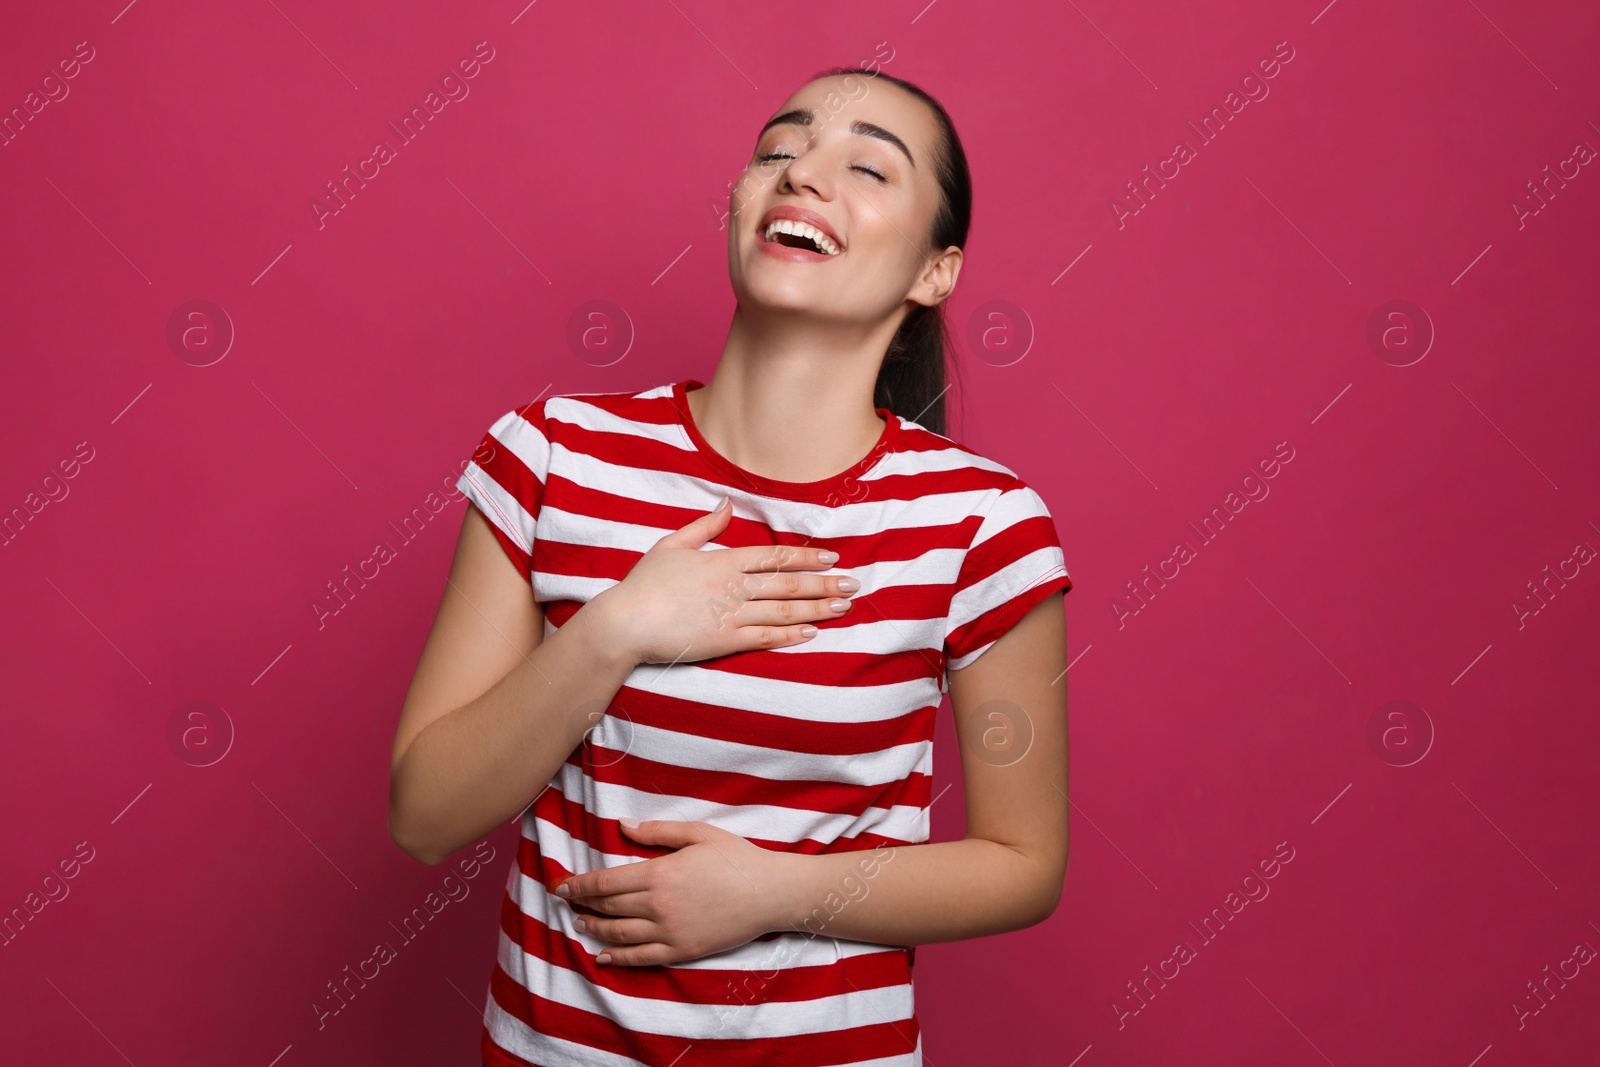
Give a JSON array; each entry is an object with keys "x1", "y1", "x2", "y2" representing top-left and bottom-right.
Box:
[
  {"x1": 760, "y1": 849, "x2": 819, "y2": 936},
  {"x1": 574, "y1": 587, "x2": 641, "y2": 671}
]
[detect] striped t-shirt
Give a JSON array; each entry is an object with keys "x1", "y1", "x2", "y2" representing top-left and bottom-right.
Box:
[{"x1": 457, "y1": 378, "x2": 1072, "y2": 1067}]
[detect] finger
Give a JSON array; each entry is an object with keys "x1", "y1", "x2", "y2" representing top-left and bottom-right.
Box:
[
  {"x1": 738, "y1": 570, "x2": 858, "y2": 602},
  {"x1": 657, "y1": 496, "x2": 732, "y2": 549},
  {"x1": 730, "y1": 622, "x2": 826, "y2": 650},
  {"x1": 554, "y1": 861, "x2": 651, "y2": 901},
  {"x1": 733, "y1": 597, "x2": 855, "y2": 629},
  {"x1": 623, "y1": 818, "x2": 717, "y2": 849},
  {"x1": 595, "y1": 941, "x2": 682, "y2": 966},
  {"x1": 571, "y1": 889, "x2": 655, "y2": 918},
  {"x1": 574, "y1": 913, "x2": 662, "y2": 945},
  {"x1": 734, "y1": 543, "x2": 839, "y2": 573}
]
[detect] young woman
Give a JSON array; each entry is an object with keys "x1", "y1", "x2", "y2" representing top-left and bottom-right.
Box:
[{"x1": 390, "y1": 67, "x2": 1074, "y2": 1067}]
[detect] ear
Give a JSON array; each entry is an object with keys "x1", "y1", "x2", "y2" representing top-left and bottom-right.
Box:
[{"x1": 908, "y1": 245, "x2": 964, "y2": 309}]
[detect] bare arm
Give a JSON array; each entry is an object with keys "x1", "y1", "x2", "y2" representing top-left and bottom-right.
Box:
[
  {"x1": 388, "y1": 505, "x2": 637, "y2": 866},
  {"x1": 390, "y1": 499, "x2": 853, "y2": 867},
  {"x1": 768, "y1": 591, "x2": 1070, "y2": 944}
]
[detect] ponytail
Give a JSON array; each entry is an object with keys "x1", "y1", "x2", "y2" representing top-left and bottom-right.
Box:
[
  {"x1": 814, "y1": 66, "x2": 973, "y2": 440},
  {"x1": 874, "y1": 303, "x2": 958, "y2": 438}
]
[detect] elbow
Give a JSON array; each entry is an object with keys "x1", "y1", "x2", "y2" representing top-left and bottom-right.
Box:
[
  {"x1": 983, "y1": 838, "x2": 1069, "y2": 930},
  {"x1": 388, "y1": 788, "x2": 445, "y2": 867},
  {"x1": 1015, "y1": 880, "x2": 1063, "y2": 931},
  {"x1": 1014, "y1": 847, "x2": 1067, "y2": 929},
  {"x1": 1034, "y1": 846, "x2": 1069, "y2": 923},
  {"x1": 1031, "y1": 879, "x2": 1065, "y2": 926},
  {"x1": 390, "y1": 819, "x2": 445, "y2": 867}
]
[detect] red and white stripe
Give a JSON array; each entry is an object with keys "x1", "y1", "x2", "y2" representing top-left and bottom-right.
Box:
[{"x1": 458, "y1": 380, "x2": 1070, "y2": 1066}]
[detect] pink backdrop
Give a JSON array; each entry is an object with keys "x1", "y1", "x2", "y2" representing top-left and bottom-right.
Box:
[{"x1": 3, "y1": 1, "x2": 1598, "y2": 1063}]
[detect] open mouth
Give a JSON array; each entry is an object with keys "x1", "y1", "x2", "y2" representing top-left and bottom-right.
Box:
[{"x1": 763, "y1": 219, "x2": 841, "y2": 256}]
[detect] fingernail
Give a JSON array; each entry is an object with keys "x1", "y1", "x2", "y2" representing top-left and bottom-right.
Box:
[
  {"x1": 554, "y1": 883, "x2": 571, "y2": 898},
  {"x1": 574, "y1": 917, "x2": 588, "y2": 932},
  {"x1": 596, "y1": 952, "x2": 612, "y2": 964},
  {"x1": 799, "y1": 625, "x2": 818, "y2": 638},
  {"x1": 713, "y1": 495, "x2": 729, "y2": 512},
  {"x1": 836, "y1": 577, "x2": 859, "y2": 592},
  {"x1": 818, "y1": 550, "x2": 839, "y2": 564},
  {"x1": 830, "y1": 599, "x2": 851, "y2": 612},
  {"x1": 620, "y1": 817, "x2": 640, "y2": 829}
]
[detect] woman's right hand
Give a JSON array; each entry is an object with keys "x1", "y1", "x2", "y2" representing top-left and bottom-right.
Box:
[{"x1": 586, "y1": 497, "x2": 858, "y2": 666}]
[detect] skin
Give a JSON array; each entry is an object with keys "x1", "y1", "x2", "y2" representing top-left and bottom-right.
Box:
[
  {"x1": 558, "y1": 595, "x2": 1069, "y2": 964},
  {"x1": 389, "y1": 73, "x2": 1071, "y2": 967},
  {"x1": 686, "y1": 73, "x2": 962, "y2": 484},
  {"x1": 556, "y1": 76, "x2": 1070, "y2": 964},
  {"x1": 388, "y1": 505, "x2": 849, "y2": 867}
]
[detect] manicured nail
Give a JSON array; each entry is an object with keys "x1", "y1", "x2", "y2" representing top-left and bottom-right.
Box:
[
  {"x1": 818, "y1": 550, "x2": 839, "y2": 564},
  {"x1": 836, "y1": 577, "x2": 859, "y2": 592},
  {"x1": 799, "y1": 625, "x2": 818, "y2": 638},
  {"x1": 830, "y1": 599, "x2": 851, "y2": 612},
  {"x1": 620, "y1": 817, "x2": 640, "y2": 829},
  {"x1": 574, "y1": 917, "x2": 588, "y2": 932},
  {"x1": 554, "y1": 883, "x2": 571, "y2": 898},
  {"x1": 713, "y1": 495, "x2": 729, "y2": 512},
  {"x1": 596, "y1": 952, "x2": 612, "y2": 964}
]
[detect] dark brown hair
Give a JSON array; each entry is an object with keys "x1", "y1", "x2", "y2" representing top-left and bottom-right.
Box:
[{"x1": 809, "y1": 66, "x2": 972, "y2": 438}]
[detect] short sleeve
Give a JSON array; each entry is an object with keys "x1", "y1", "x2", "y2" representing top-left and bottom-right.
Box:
[
  {"x1": 942, "y1": 483, "x2": 1073, "y2": 673},
  {"x1": 454, "y1": 399, "x2": 550, "y2": 583}
]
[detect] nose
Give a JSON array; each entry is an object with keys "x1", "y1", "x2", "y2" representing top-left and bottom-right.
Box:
[{"x1": 776, "y1": 143, "x2": 835, "y2": 202}]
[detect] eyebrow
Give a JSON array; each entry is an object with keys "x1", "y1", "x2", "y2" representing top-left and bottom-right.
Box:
[{"x1": 757, "y1": 107, "x2": 916, "y2": 168}]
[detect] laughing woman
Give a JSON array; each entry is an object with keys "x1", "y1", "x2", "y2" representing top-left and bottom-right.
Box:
[{"x1": 389, "y1": 67, "x2": 1074, "y2": 1067}]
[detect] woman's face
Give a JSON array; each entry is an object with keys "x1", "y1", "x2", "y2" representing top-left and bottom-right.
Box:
[{"x1": 727, "y1": 75, "x2": 961, "y2": 330}]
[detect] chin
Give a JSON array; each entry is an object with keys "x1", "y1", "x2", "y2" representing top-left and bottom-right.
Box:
[
  {"x1": 744, "y1": 286, "x2": 853, "y2": 324},
  {"x1": 729, "y1": 262, "x2": 828, "y2": 316}
]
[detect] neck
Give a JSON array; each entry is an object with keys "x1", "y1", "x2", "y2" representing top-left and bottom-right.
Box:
[{"x1": 689, "y1": 304, "x2": 904, "y2": 484}]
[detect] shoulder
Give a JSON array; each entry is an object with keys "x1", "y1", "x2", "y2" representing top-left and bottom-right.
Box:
[
  {"x1": 479, "y1": 381, "x2": 676, "y2": 442},
  {"x1": 891, "y1": 414, "x2": 1049, "y2": 512}
]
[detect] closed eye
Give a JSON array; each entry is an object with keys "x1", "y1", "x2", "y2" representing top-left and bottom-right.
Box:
[{"x1": 756, "y1": 152, "x2": 888, "y2": 183}]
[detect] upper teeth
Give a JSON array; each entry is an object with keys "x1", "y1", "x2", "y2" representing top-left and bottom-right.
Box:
[{"x1": 765, "y1": 218, "x2": 840, "y2": 255}]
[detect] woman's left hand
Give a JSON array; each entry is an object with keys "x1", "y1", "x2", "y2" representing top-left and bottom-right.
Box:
[{"x1": 553, "y1": 819, "x2": 797, "y2": 966}]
